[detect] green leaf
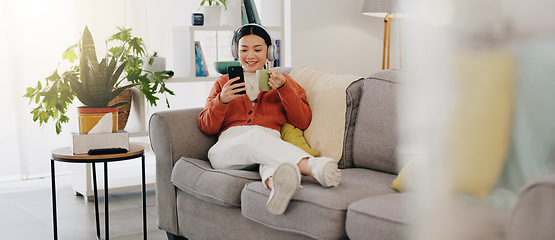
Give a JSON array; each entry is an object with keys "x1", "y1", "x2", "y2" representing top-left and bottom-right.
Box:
[
  {"x1": 108, "y1": 27, "x2": 132, "y2": 42},
  {"x1": 109, "y1": 101, "x2": 130, "y2": 108},
  {"x1": 62, "y1": 43, "x2": 78, "y2": 62},
  {"x1": 129, "y1": 37, "x2": 145, "y2": 56},
  {"x1": 109, "y1": 46, "x2": 125, "y2": 60},
  {"x1": 46, "y1": 71, "x2": 60, "y2": 82}
]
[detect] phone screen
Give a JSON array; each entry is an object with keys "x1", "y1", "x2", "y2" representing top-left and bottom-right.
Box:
[{"x1": 228, "y1": 66, "x2": 246, "y2": 95}]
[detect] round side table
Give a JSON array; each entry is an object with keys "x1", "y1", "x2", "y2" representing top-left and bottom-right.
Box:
[{"x1": 50, "y1": 144, "x2": 147, "y2": 240}]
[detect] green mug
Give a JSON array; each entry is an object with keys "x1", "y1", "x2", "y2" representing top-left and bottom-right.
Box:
[{"x1": 257, "y1": 69, "x2": 271, "y2": 91}]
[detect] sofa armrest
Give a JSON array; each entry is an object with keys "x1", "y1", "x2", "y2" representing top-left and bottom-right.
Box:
[
  {"x1": 508, "y1": 173, "x2": 555, "y2": 240},
  {"x1": 149, "y1": 107, "x2": 217, "y2": 235}
]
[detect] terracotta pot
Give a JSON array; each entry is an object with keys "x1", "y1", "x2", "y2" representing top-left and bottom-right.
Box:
[
  {"x1": 77, "y1": 107, "x2": 118, "y2": 134},
  {"x1": 108, "y1": 88, "x2": 133, "y2": 131}
]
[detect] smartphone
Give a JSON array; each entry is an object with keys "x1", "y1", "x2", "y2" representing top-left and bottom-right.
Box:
[{"x1": 228, "y1": 66, "x2": 246, "y2": 95}]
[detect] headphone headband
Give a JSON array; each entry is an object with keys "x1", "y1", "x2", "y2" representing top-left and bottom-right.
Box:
[{"x1": 231, "y1": 24, "x2": 278, "y2": 61}]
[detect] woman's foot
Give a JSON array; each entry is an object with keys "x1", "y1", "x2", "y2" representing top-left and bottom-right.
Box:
[
  {"x1": 308, "y1": 157, "x2": 341, "y2": 187},
  {"x1": 266, "y1": 162, "x2": 300, "y2": 215}
]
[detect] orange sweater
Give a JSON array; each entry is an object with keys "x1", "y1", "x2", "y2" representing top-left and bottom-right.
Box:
[{"x1": 198, "y1": 73, "x2": 312, "y2": 136}]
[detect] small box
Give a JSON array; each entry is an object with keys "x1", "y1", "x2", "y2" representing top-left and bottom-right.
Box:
[
  {"x1": 72, "y1": 131, "x2": 129, "y2": 155},
  {"x1": 192, "y1": 12, "x2": 204, "y2": 26}
]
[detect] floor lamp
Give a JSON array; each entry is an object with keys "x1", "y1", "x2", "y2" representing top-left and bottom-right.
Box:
[{"x1": 361, "y1": 0, "x2": 402, "y2": 70}]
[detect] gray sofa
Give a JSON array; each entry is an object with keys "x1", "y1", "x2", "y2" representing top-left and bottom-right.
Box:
[
  {"x1": 149, "y1": 68, "x2": 555, "y2": 240},
  {"x1": 149, "y1": 69, "x2": 408, "y2": 239}
]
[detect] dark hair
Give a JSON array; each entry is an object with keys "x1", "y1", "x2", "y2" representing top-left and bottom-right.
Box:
[{"x1": 235, "y1": 24, "x2": 272, "y2": 47}]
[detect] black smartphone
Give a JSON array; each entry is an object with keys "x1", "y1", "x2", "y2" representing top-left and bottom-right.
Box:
[{"x1": 228, "y1": 66, "x2": 246, "y2": 95}]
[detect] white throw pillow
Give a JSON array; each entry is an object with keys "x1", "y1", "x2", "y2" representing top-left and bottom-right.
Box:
[{"x1": 289, "y1": 65, "x2": 362, "y2": 161}]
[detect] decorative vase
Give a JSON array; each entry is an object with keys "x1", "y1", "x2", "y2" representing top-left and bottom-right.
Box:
[
  {"x1": 221, "y1": 0, "x2": 241, "y2": 26},
  {"x1": 144, "y1": 56, "x2": 166, "y2": 73},
  {"x1": 77, "y1": 107, "x2": 118, "y2": 134},
  {"x1": 200, "y1": 5, "x2": 222, "y2": 26},
  {"x1": 108, "y1": 88, "x2": 133, "y2": 131}
]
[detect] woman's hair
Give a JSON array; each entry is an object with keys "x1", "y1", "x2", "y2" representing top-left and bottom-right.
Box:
[{"x1": 235, "y1": 24, "x2": 272, "y2": 47}]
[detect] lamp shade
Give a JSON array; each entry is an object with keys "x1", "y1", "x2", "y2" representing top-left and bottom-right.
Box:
[{"x1": 361, "y1": 0, "x2": 399, "y2": 17}]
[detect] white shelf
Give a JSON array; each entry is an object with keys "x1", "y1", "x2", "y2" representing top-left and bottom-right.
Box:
[
  {"x1": 174, "y1": 25, "x2": 283, "y2": 32},
  {"x1": 165, "y1": 76, "x2": 219, "y2": 83},
  {"x1": 172, "y1": 0, "x2": 286, "y2": 81}
]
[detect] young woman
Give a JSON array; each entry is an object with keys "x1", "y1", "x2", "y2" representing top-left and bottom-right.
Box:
[{"x1": 198, "y1": 24, "x2": 341, "y2": 215}]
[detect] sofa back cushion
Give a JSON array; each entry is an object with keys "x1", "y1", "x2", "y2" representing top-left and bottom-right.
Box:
[
  {"x1": 344, "y1": 70, "x2": 402, "y2": 174},
  {"x1": 290, "y1": 65, "x2": 362, "y2": 162}
]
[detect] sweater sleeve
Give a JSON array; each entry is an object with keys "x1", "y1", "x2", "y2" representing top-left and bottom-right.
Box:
[
  {"x1": 276, "y1": 74, "x2": 312, "y2": 130},
  {"x1": 198, "y1": 75, "x2": 230, "y2": 135}
]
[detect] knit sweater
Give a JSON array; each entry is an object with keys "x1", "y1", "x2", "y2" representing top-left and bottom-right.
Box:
[{"x1": 198, "y1": 73, "x2": 312, "y2": 136}]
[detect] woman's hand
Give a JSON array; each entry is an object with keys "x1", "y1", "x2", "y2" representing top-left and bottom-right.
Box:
[
  {"x1": 268, "y1": 70, "x2": 287, "y2": 89},
  {"x1": 219, "y1": 77, "x2": 245, "y2": 103}
]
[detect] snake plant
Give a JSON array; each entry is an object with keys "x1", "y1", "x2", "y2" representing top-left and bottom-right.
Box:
[{"x1": 70, "y1": 26, "x2": 135, "y2": 108}]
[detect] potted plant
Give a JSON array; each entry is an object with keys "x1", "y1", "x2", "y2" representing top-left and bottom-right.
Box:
[
  {"x1": 106, "y1": 27, "x2": 174, "y2": 130},
  {"x1": 24, "y1": 26, "x2": 174, "y2": 134},
  {"x1": 200, "y1": 0, "x2": 227, "y2": 26}
]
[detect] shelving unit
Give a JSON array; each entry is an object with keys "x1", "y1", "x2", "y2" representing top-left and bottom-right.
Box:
[{"x1": 171, "y1": 0, "x2": 286, "y2": 82}]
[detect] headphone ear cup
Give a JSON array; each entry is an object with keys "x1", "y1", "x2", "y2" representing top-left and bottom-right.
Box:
[
  {"x1": 231, "y1": 45, "x2": 238, "y2": 59},
  {"x1": 231, "y1": 31, "x2": 239, "y2": 59},
  {"x1": 267, "y1": 44, "x2": 277, "y2": 61}
]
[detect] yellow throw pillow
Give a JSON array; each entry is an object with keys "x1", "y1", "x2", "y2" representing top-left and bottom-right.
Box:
[
  {"x1": 448, "y1": 51, "x2": 513, "y2": 199},
  {"x1": 391, "y1": 162, "x2": 412, "y2": 192},
  {"x1": 280, "y1": 123, "x2": 319, "y2": 157}
]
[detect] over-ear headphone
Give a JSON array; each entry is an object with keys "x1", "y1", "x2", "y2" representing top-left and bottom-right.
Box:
[{"x1": 231, "y1": 24, "x2": 278, "y2": 61}]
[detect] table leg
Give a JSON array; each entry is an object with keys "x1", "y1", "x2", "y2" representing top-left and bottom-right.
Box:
[
  {"x1": 142, "y1": 155, "x2": 147, "y2": 240},
  {"x1": 104, "y1": 161, "x2": 109, "y2": 240},
  {"x1": 51, "y1": 160, "x2": 58, "y2": 240},
  {"x1": 92, "y1": 163, "x2": 101, "y2": 240}
]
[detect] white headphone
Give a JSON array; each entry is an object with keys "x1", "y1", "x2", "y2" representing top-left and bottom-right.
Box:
[{"x1": 231, "y1": 24, "x2": 278, "y2": 62}]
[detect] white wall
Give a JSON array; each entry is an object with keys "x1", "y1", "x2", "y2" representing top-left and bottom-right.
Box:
[
  {"x1": 1, "y1": 0, "x2": 384, "y2": 181},
  {"x1": 289, "y1": 0, "x2": 384, "y2": 77}
]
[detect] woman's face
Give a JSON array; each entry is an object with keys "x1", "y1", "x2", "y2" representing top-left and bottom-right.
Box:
[{"x1": 238, "y1": 34, "x2": 268, "y2": 73}]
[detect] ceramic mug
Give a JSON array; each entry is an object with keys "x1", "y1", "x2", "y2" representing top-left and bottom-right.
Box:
[{"x1": 257, "y1": 69, "x2": 271, "y2": 91}]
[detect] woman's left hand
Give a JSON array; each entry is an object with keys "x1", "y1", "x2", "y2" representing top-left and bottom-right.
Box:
[{"x1": 267, "y1": 70, "x2": 287, "y2": 89}]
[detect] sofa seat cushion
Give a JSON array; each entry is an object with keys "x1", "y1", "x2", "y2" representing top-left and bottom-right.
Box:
[
  {"x1": 240, "y1": 168, "x2": 398, "y2": 240},
  {"x1": 346, "y1": 193, "x2": 412, "y2": 240},
  {"x1": 171, "y1": 157, "x2": 260, "y2": 208}
]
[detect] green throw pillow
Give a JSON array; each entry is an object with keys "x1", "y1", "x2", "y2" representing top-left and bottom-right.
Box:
[{"x1": 280, "y1": 123, "x2": 319, "y2": 157}]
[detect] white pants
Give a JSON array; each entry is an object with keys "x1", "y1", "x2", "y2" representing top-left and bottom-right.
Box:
[{"x1": 208, "y1": 125, "x2": 311, "y2": 186}]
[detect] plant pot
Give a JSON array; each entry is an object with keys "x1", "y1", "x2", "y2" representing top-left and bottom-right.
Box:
[
  {"x1": 200, "y1": 5, "x2": 222, "y2": 26},
  {"x1": 221, "y1": 0, "x2": 241, "y2": 26},
  {"x1": 77, "y1": 107, "x2": 118, "y2": 134},
  {"x1": 108, "y1": 88, "x2": 133, "y2": 131}
]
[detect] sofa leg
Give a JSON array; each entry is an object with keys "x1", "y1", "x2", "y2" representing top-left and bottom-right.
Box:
[{"x1": 166, "y1": 231, "x2": 188, "y2": 240}]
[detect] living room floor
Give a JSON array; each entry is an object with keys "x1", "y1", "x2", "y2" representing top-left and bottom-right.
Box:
[{"x1": 0, "y1": 175, "x2": 167, "y2": 240}]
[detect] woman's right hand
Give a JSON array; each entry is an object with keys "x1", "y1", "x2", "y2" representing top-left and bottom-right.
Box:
[{"x1": 219, "y1": 77, "x2": 246, "y2": 104}]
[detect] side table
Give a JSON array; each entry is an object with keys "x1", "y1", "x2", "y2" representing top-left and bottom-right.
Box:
[{"x1": 50, "y1": 144, "x2": 147, "y2": 240}]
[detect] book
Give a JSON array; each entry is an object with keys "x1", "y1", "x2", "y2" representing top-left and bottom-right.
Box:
[
  {"x1": 72, "y1": 131, "x2": 129, "y2": 155},
  {"x1": 195, "y1": 41, "x2": 209, "y2": 77},
  {"x1": 243, "y1": 0, "x2": 260, "y2": 24},
  {"x1": 240, "y1": 0, "x2": 249, "y2": 25},
  {"x1": 248, "y1": 0, "x2": 261, "y2": 24}
]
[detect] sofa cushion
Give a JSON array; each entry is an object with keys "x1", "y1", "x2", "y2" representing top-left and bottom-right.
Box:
[
  {"x1": 346, "y1": 193, "x2": 412, "y2": 240},
  {"x1": 171, "y1": 157, "x2": 260, "y2": 207},
  {"x1": 289, "y1": 65, "x2": 362, "y2": 162},
  {"x1": 341, "y1": 79, "x2": 365, "y2": 169},
  {"x1": 352, "y1": 70, "x2": 402, "y2": 174},
  {"x1": 240, "y1": 168, "x2": 398, "y2": 240}
]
